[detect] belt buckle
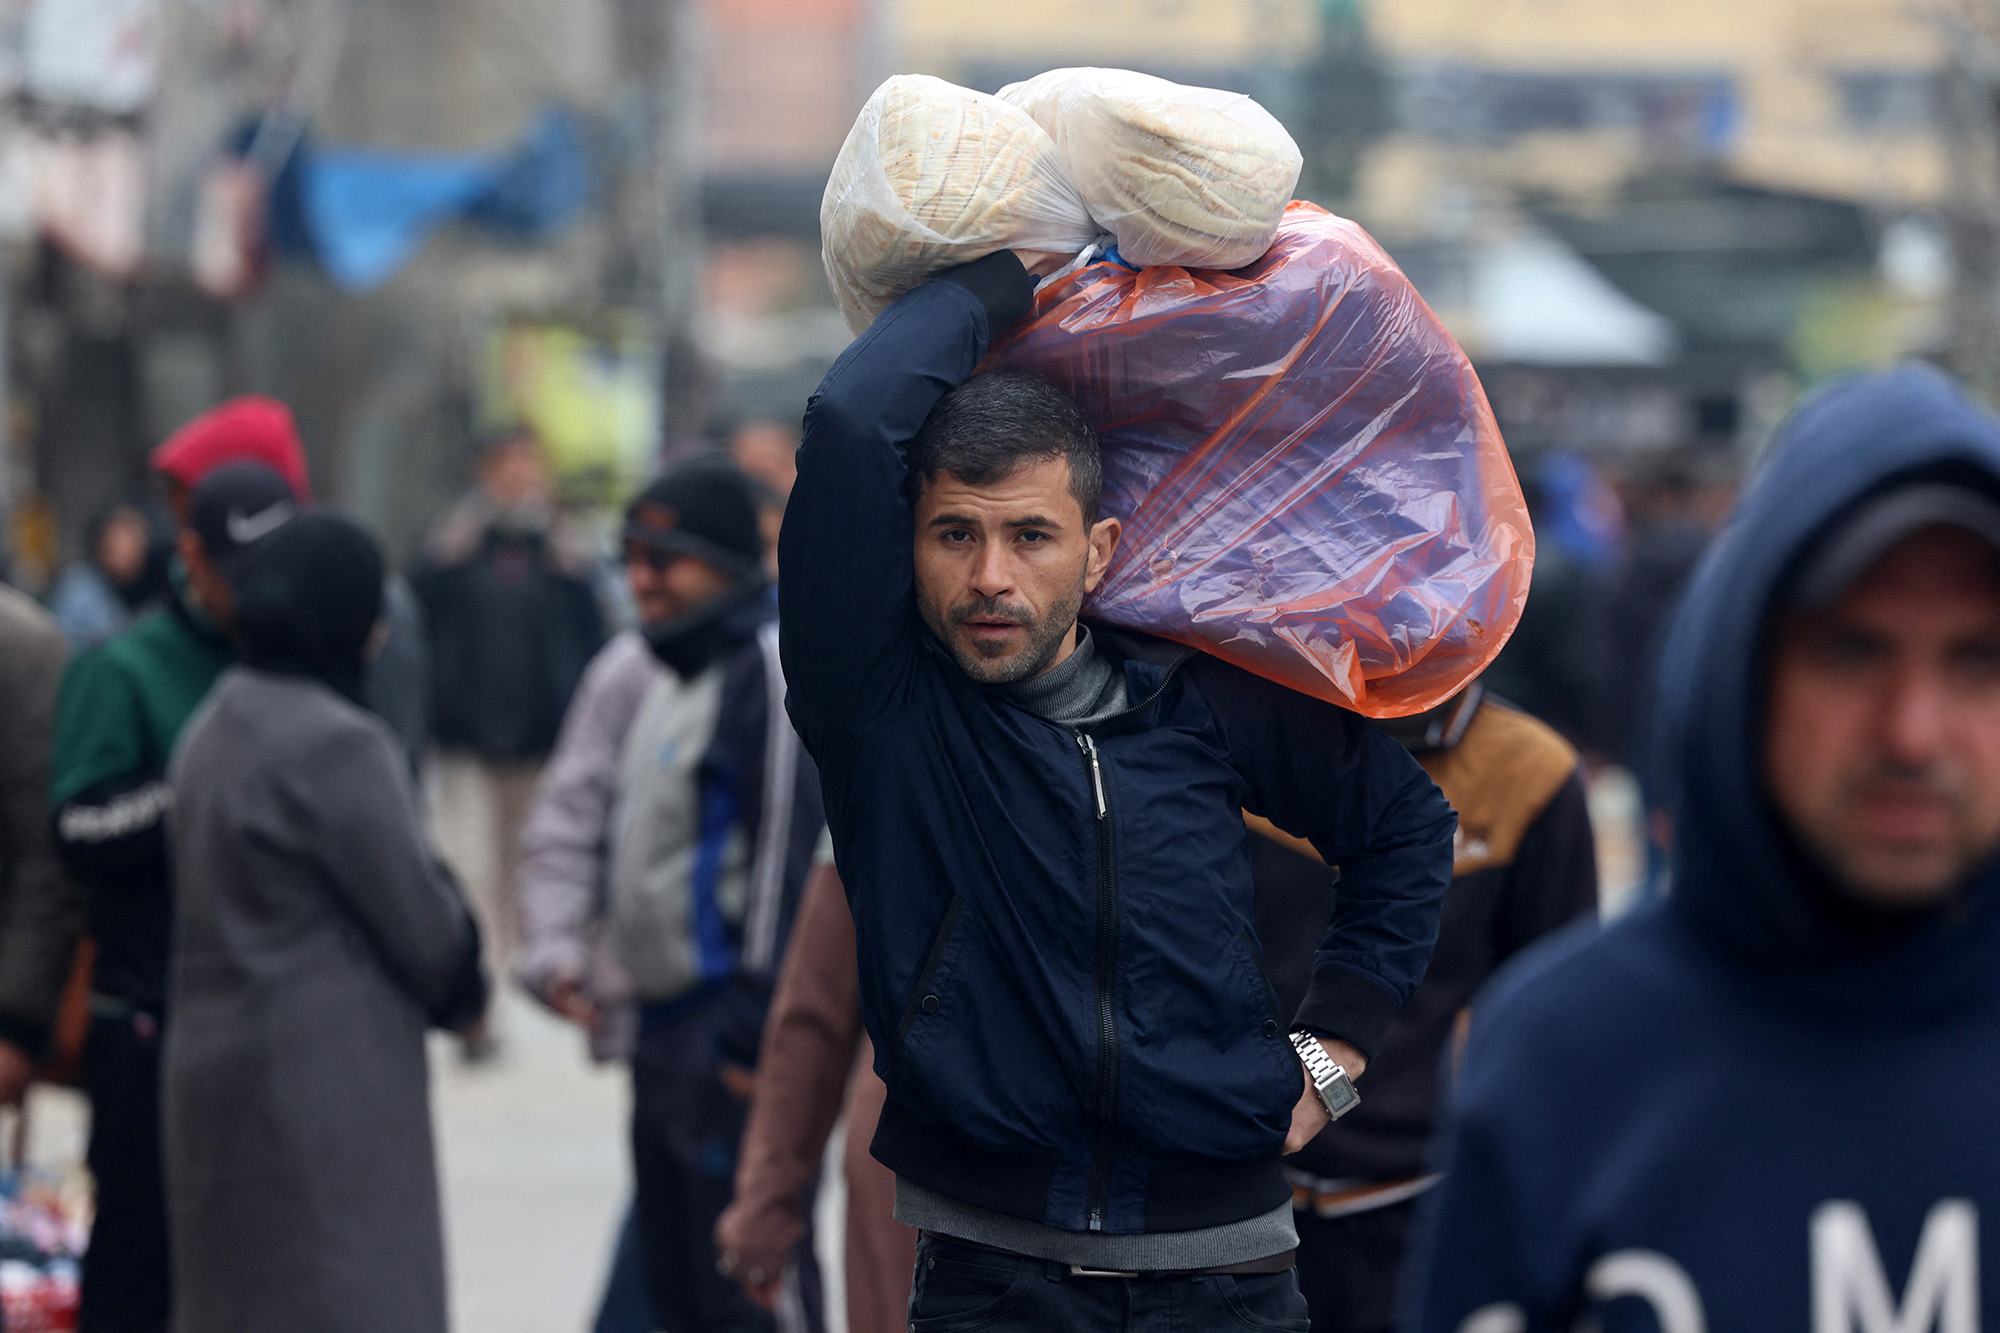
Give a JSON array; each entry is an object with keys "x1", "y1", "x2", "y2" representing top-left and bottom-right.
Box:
[{"x1": 1067, "y1": 1265, "x2": 1140, "y2": 1279}]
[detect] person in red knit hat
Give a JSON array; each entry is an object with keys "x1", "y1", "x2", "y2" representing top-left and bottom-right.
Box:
[
  {"x1": 147, "y1": 395, "x2": 433, "y2": 771},
  {"x1": 149, "y1": 396, "x2": 313, "y2": 516}
]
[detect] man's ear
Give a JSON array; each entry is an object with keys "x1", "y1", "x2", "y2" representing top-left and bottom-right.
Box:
[{"x1": 1084, "y1": 515, "x2": 1121, "y2": 593}]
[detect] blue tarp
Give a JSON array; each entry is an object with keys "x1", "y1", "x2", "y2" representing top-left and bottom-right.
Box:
[
  {"x1": 261, "y1": 105, "x2": 591, "y2": 291},
  {"x1": 301, "y1": 150, "x2": 494, "y2": 289}
]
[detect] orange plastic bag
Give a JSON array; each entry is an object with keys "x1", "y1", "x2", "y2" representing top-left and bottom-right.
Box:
[{"x1": 986, "y1": 202, "x2": 1533, "y2": 717}]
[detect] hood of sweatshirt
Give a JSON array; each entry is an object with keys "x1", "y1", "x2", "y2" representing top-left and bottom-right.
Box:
[{"x1": 1653, "y1": 364, "x2": 2000, "y2": 1022}]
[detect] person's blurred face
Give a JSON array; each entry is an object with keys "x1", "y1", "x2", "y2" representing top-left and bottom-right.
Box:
[
  {"x1": 624, "y1": 541, "x2": 735, "y2": 627},
  {"x1": 481, "y1": 437, "x2": 550, "y2": 511},
  {"x1": 1765, "y1": 527, "x2": 2000, "y2": 909},
  {"x1": 97, "y1": 509, "x2": 150, "y2": 585},
  {"x1": 730, "y1": 422, "x2": 799, "y2": 502},
  {"x1": 912, "y1": 457, "x2": 1120, "y2": 684},
  {"x1": 175, "y1": 529, "x2": 235, "y2": 628}
]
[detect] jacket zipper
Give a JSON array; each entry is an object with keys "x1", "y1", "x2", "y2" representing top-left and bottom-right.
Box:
[{"x1": 1076, "y1": 731, "x2": 1119, "y2": 1231}]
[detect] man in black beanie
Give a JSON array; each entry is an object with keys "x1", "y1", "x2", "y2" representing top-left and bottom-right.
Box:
[{"x1": 518, "y1": 456, "x2": 825, "y2": 1333}]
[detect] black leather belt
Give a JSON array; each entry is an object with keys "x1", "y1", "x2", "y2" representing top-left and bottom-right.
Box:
[{"x1": 926, "y1": 1233, "x2": 1296, "y2": 1280}]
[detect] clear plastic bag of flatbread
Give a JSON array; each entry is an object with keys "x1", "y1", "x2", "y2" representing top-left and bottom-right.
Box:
[
  {"x1": 999, "y1": 67, "x2": 1302, "y2": 270},
  {"x1": 822, "y1": 75, "x2": 1097, "y2": 335}
]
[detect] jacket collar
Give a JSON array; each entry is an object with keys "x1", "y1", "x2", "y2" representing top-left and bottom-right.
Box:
[{"x1": 921, "y1": 618, "x2": 1200, "y2": 734}]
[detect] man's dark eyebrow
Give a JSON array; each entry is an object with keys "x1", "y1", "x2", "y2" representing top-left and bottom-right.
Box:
[{"x1": 926, "y1": 513, "x2": 1063, "y2": 530}]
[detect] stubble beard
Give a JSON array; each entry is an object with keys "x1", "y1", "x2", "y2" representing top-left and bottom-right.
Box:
[
  {"x1": 1803, "y1": 762, "x2": 1986, "y2": 909},
  {"x1": 920, "y1": 578, "x2": 1086, "y2": 685}
]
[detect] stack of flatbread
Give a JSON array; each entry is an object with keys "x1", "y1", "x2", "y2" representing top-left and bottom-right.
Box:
[
  {"x1": 821, "y1": 75, "x2": 1096, "y2": 334},
  {"x1": 999, "y1": 68, "x2": 1302, "y2": 270},
  {"x1": 821, "y1": 70, "x2": 1303, "y2": 334}
]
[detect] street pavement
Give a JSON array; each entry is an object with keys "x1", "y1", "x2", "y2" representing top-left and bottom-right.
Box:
[
  {"x1": 432, "y1": 990, "x2": 632, "y2": 1333},
  {"x1": 20, "y1": 989, "x2": 849, "y2": 1333}
]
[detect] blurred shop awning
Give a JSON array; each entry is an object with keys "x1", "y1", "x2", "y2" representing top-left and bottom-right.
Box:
[
  {"x1": 1535, "y1": 180, "x2": 1877, "y2": 357},
  {"x1": 1469, "y1": 227, "x2": 1681, "y2": 367}
]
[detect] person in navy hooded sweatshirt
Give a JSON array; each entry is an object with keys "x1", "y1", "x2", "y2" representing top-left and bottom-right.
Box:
[{"x1": 1410, "y1": 364, "x2": 2000, "y2": 1333}]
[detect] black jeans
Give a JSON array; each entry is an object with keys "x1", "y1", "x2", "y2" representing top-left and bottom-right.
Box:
[
  {"x1": 80, "y1": 1012, "x2": 170, "y2": 1333},
  {"x1": 630, "y1": 993, "x2": 777, "y2": 1333},
  {"x1": 1292, "y1": 1199, "x2": 1419, "y2": 1333},
  {"x1": 907, "y1": 1233, "x2": 1311, "y2": 1332}
]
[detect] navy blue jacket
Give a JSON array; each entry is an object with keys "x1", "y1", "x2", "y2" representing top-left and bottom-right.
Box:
[
  {"x1": 779, "y1": 257, "x2": 1456, "y2": 1236},
  {"x1": 1412, "y1": 365, "x2": 2000, "y2": 1331}
]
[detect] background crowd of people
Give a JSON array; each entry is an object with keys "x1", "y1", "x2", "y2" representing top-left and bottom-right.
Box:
[
  {"x1": 0, "y1": 374, "x2": 1559, "y2": 1332},
  {"x1": 1, "y1": 335, "x2": 1997, "y2": 1333}
]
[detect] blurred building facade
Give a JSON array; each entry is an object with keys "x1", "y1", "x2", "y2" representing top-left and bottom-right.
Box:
[
  {"x1": 1350, "y1": 0, "x2": 1962, "y2": 455},
  {"x1": 892, "y1": 0, "x2": 1317, "y2": 93},
  {"x1": 3, "y1": 0, "x2": 702, "y2": 582},
  {"x1": 1, "y1": 0, "x2": 1989, "y2": 582},
  {"x1": 1363, "y1": 0, "x2": 1945, "y2": 220}
]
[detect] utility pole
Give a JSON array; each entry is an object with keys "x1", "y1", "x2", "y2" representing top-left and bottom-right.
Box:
[
  {"x1": 1295, "y1": 0, "x2": 1391, "y2": 212},
  {"x1": 609, "y1": 0, "x2": 706, "y2": 446},
  {"x1": 1940, "y1": 0, "x2": 2000, "y2": 402}
]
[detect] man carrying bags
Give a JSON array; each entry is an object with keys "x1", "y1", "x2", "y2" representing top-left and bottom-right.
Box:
[{"x1": 778, "y1": 250, "x2": 1456, "y2": 1330}]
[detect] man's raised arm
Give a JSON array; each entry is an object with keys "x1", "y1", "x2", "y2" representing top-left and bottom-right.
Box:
[{"x1": 779, "y1": 252, "x2": 1034, "y2": 733}]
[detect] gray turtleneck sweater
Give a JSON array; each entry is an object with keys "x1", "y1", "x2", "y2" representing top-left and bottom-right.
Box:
[{"x1": 997, "y1": 624, "x2": 1129, "y2": 727}]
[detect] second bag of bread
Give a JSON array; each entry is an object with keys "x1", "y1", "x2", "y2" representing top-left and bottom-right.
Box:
[{"x1": 999, "y1": 67, "x2": 1302, "y2": 270}]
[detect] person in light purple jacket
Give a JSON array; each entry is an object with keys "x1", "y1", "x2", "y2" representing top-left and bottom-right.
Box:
[
  {"x1": 518, "y1": 458, "x2": 825, "y2": 1333},
  {"x1": 517, "y1": 625, "x2": 654, "y2": 1061},
  {"x1": 518, "y1": 619, "x2": 657, "y2": 1333}
]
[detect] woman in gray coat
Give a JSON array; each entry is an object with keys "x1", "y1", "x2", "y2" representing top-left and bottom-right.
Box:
[{"x1": 166, "y1": 511, "x2": 486, "y2": 1333}]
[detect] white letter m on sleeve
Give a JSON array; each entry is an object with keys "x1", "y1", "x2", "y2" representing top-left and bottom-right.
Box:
[{"x1": 1812, "y1": 1200, "x2": 1978, "y2": 1333}]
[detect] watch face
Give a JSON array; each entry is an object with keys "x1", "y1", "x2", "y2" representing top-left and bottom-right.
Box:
[{"x1": 1321, "y1": 1073, "x2": 1360, "y2": 1120}]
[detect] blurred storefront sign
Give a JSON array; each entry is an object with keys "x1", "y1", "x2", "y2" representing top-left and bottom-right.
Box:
[{"x1": 478, "y1": 316, "x2": 659, "y2": 509}]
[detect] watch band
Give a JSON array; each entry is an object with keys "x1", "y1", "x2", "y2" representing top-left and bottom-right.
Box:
[{"x1": 1290, "y1": 1031, "x2": 1360, "y2": 1121}]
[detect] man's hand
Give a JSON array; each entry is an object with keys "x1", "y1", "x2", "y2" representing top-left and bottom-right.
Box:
[
  {"x1": 0, "y1": 1041, "x2": 33, "y2": 1106},
  {"x1": 716, "y1": 1247, "x2": 786, "y2": 1311},
  {"x1": 718, "y1": 1062, "x2": 758, "y2": 1102},
  {"x1": 543, "y1": 972, "x2": 597, "y2": 1029},
  {"x1": 1284, "y1": 1036, "x2": 1366, "y2": 1155},
  {"x1": 715, "y1": 1206, "x2": 798, "y2": 1311}
]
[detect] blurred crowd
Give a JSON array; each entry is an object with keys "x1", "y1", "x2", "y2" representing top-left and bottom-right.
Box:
[
  {"x1": 1, "y1": 348, "x2": 1998, "y2": 1333},
  {"x1": 1484, "y1": 446, "x2": 1740, "y2": 771}
]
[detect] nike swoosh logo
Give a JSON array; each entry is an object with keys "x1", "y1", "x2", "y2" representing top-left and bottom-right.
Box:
[{"x1": 226, "y1": 502, "x2": 295, "y2": 545}]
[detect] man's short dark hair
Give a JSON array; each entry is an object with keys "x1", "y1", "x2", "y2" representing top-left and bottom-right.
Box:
[{"x1": 907, "y1": 371, "x2": 1102, "y2": 522}]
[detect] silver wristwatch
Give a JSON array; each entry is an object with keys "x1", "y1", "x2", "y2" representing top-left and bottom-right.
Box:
[{"x1": 1289, "y1": 1032, "x2": 1360, "y2": 1121}]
